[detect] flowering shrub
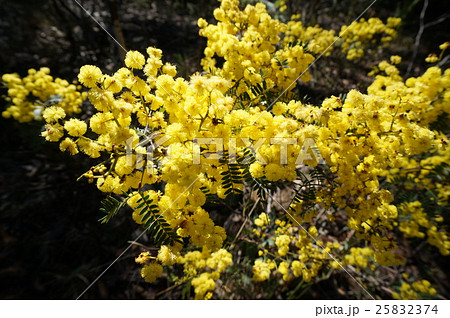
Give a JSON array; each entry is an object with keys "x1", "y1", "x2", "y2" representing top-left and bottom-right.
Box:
[{"x1": 2, "y1": 0, "x2": 449, "y2": 299}]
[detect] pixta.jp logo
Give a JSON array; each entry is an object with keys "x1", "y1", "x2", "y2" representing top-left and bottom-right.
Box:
[{"x1": 125, "y1": 133, "x2": 324, "y2": 171}]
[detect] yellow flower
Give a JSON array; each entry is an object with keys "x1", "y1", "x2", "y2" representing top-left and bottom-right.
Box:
[
  {"x1": 42, "y1": 123, "x2": 64, "y2": 142},
  {"x1": 162, "y1": 63, "x2": 177, "y2": 77},
  {"x1": 394, "y1": 280, "x2": 437, "y2": 299},
  {"x1": 254, "y1": 213, "x2": 271, "y2": 227},
  {"x1": 141, "y1": 263, "x2": 163, "y2": 283},
  {"x1": 191, "y1": 272, "x2": 217, "y2": 300},
  {"x1": 146, "y1": 47, "x2": 163, "y2": 59},
  {"x1": 197, "y1": 18, "x2": 208, "y2": 28},
  {"x1": 64, "y1": 118, "x2": 87, "y2": 137},
  {"x1": 425, "y1": 54, "x2": 439, "y2": 63},
  {"x1": 42, "y1": 106, "x2": 66, "y2": 123},
  {"x1": 439, "y1": 42, "x2": 449, "y2": 50},
  {"x1": 390, "y1": 55, "x2": 402, "y2": 64},
  {"x1": 157, "y1": 245, "x2": 179, "y2": 266},
  {"x1": 77, "y1": 138, "x2": 103, "y2": 158},
  {"x1": 125, "y1": 50, "x2": 146, "y2": 69},
  {"x1": 252, "y1": 259, "x2": 271, "y2": 282},
  {"x1": 135, "y1": 251, "x2": 152, "y2": 264},
  {"x1": 249, "y1": 162, "x2": 265, "y2": 178},
  {"x1": 278, "y1": 1, "x2": 287, "y2": 12},
  {"x1": 59, "y1": 137, "x2": 78, "y2": 155},
  {"x1": 275, "y1": 234, "x2": 290, "y2": 256},
  {"x1": 78, "y1": 65, "x2": 103, "y2": 88},
  {"x1": 206, "y1": 249, "x2": 232, "y2": 272}
]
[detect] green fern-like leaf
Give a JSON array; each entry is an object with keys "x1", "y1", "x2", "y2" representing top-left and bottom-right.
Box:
[
  {"x1": 99, "y1": 194, "x2": 129, "y2": 224},
  {"x1": 219, "y1": 149, "x2": 244, "y2": 197},
  {"x1": 136, "y1": 192, "x2": 183, "y2": 246},
  {"x1": 288, "y1": 167, "x2": 328, "y2": 212},
  {"x1": 199, "y1": 186, "x2": 218, "y2": 204}
]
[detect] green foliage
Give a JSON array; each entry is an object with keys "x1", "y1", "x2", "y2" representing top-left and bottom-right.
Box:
[
  {"x1": 289, "y1": 166, "x2": 328, "y2": 211},
  {"x1": 430, "y1": 162, "x2": 450, "y2": 184},
  {"x1": 99, "y1": 194, "x2": 129, "y2": 224},
  {"x1": 199, "y1": 186, "x2": 218, "y2": 204},
  {"x1": 136, "y1": 192, "x2": 183, "y2": 246},
  {"x1": 219, "y1": 149, "x2": 244, "y2": 197},
  {"x1": 230, "y1": 76, "x2": 298, "y2": 110}
]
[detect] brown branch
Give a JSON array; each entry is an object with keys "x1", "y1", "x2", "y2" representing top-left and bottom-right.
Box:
[{"x1": 108, "y1": 0, "x2": 127, "y2": 61}]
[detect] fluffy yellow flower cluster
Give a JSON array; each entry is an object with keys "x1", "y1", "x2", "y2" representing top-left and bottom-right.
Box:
[
  {"x1": 141, "y1": 263, "x2": 163, "y2": 283},
  {"x1": 27, "y1": 47, "x2": 235, "y2": 298},
  {"x1": 284, "y1": 14, "x2": 400, "y2": 61},
  {"x1": 136, "y1": 244, "x2": 181, "y2": 283},
  {"x1": 397, "y1": 201, "x2": 450, "y2": 255},
  {"x1": 339, "y1": 17, "x2": 401, "y2": 60},
  {"x1": 393, "y1": 278, "x2": 437, "y2": 300},
  {"x1": 198, "y1": 0, "x2": 314, "y2": 96},
  {"x1": 252, "y1": 258, "x2": 276, "y2": 282},
  {"x1": 298, "y1": 60, "x2": 450, "y2": 262},
  {"x1": 178, "y1": 247, "x2": 232, "y2": 299},
  {"x1": 139, "y1": 246, "x2": 235, "y2": 290},
  {"x1": 252, "y1": 215, "x2": 340, "y2": 283},
  {"x1": 368, "y1": 58, "x2": 450, "y2": 256},
  {"x1": 342, "y1": 247, "x2": 375, "y2": 270},
  {"x1": 2, "y1": 67, "x2": 85, "y2": 123},
  {"x1": 284, "y1": 14, "x2": 337, "y2": 56}
]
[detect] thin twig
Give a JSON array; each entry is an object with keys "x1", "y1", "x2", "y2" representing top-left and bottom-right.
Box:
[
  {"x1": 155, "y1": 281, "x2": 184, "y2": 297},
  {"x1": 266, "y1": 190, "x2": 272, "y2": 214},
  {"x1": 438, "y1": 54, "x2": 450, "y2": 67},
  {"x1": 229, "y1": 197, "x2": 260, "y2": 248},
  {"x1": 126, "y1": 241, "x2": 159, "y2": 250},
  {"x1": 406, "y1": 0, "x2": 428, "y2": 77},
  {"x1": 424, "y1": 12, "x2": 450, "y2": 29}
]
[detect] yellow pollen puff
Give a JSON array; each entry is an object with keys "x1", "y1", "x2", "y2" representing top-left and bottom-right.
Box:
[
  {"x1": 78, "y1": 65, "x2": 103, "y2": 88},
  {"x1": 141, "y1": 263, "x2": 163, "y2": 283},
  {"x1": 125, "y1": 50, "x2": 146, "y2": 69},
  {"x1": 64, "y1": 118, "x2": 87, "y2": 137}
]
